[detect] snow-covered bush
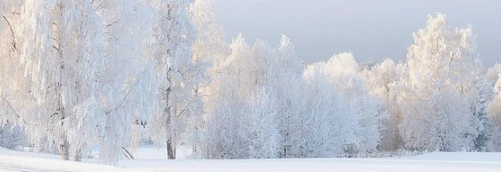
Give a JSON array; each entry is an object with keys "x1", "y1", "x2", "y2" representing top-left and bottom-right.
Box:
[{"x1": 0, "y1": 123, "x2": 26, "y2": 149}]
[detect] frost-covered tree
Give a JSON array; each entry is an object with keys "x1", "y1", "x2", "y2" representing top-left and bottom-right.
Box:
[
  {"x1": 16, "y1": 0, "x2": 109, "y2": 161},
  {"x1": 243, "y1": 87, "x2": 279, "y2": 159},
  {"x1": 400, "y1": 14, "x2": 488, "y2": 151},
  {"x1": 303, "y1": 53, "x2": 385, "y2": 157},
  {"x1": 302, "y1": 68, "x2": 354, "y2": 157},
  {"x1": 362, "y1": 59, "x2": 407, "y2": 151},
  {"x1": 488, "y1": 76, "x2": 501, "y2": 151},
  {"x1": 273, "y1": 36, "x2": 306, "y2": 158},
  {"x1": 188, "y1": 0, "x2": 229, "y2": 158},
  {"x1": 190, "y1": 0, "x2": 226, "y2": 64},
  {"x1": 487, "y1": 63, "x2": 501, "y2": 85},
  {"x1": 146, "y1": 0, "x2": 206, "y2": 160},
  {"x1": 201, "y1": 35, "x2": 301, "y2": 159},
  {"x1": 94, "y1": 0, "x2": 158, "y2": 164},
  {"x1": 202, "y1": 36, "x2": 273, "y2": 158},
  {"x1": 471, "y1": 73, "x2": 492, "y2": 151},
  {"x1": 180, "y1": 0, "x2": 227, "y2": 158},
  {"x1": 1, "y1": 0, "x2": 160, "y2": 165},
  {"x1": 202, "y1": 77, "x2": 245, "y2": 159}
]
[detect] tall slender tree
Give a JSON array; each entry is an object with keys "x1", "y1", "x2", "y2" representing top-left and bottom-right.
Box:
[
  {"x1": 94, "y1": 0, "x2": 158, "y2": 164},
  {"x1": 147, "y1": 0, "x2": 205, "y2": 159}
]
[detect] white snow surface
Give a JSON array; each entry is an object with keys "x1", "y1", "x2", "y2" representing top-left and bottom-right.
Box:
[{"x1": 1, "y1": 147, "x2": 501, "y2": 172}]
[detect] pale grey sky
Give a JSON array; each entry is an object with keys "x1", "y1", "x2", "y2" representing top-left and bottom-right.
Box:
[{"x1": 215, "y1": 0, "x2": 501, "y2": 65}]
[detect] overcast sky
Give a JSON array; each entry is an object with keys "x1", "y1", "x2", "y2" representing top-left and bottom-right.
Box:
[{"x1": 215, "y1": 0, "x2": 501, "y2": 65}]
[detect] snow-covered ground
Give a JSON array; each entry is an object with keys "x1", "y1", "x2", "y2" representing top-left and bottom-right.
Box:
[{"x1": 2, "y1": 147, "x2": 501, "y2": 172}]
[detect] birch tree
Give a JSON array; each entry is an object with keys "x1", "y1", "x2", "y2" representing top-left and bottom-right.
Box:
[
  {"x1": 146, "y1": 0, "x2": 205, "y2": 159},
  {"x1": 400, "y1": 14, "x2": 488, "y2": 151},
  {"x1": 94, "y1": 0, "x2": 158, "y2": 164},
  {"x1": 16, "y1": 0, "x2": 109, "y2": 161}
]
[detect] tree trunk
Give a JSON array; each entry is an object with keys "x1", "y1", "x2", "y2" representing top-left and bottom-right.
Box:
[
  {"x1": 74, "y1": 148, "x2": 82, "y2": 162},
  {"x1": 164, "y1": 82, "x2": 175, "y2": 159},
  {"x1": 60, "y1": 139, "x2": 69, "y2": 160},
  {"x1": 57, "y1": 100, "x2": 69, "y2": 160},
  {"x1": 122, "y1": 146, "x2": 134, "y2": 159},
  {"x1": 167, "y1": 137, "x2": 176, "y2": 159}
]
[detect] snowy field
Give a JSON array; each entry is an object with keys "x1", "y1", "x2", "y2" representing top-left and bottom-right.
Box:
[{"x1": 2, "y1": 147, "x2": 501, "y2": 172}]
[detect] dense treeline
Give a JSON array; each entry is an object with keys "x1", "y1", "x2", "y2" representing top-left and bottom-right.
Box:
[{"x1": 1, "y1": 0, "x2": 501, "y2": 165}]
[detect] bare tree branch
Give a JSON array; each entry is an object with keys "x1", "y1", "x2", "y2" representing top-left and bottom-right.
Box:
[
  {"x1": 2, "y1": 15, "x2": 17, "y2": 51},
  {"x1": 1, "y1": 96, "x2": 29, "y2": 126}
]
